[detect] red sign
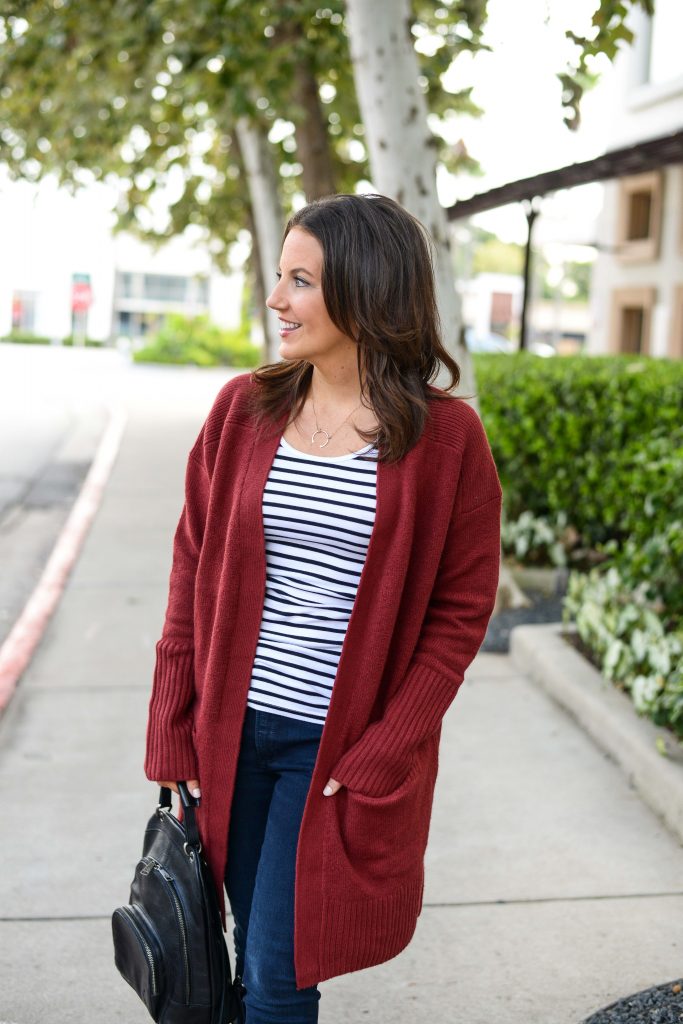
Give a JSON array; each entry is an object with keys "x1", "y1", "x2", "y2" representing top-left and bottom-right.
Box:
[{"x1": 72, "y1": 273, "x2": 93, "y2": 313}]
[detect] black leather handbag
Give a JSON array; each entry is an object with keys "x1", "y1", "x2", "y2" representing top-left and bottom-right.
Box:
[{"x1": 112, "y1": 782, "x2": 245, "y2": 1024}]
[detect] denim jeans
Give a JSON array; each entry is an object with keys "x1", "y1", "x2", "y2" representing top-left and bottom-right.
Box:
[{"x1": 225, "y1": 705, "x2": 324, "y2": 1024}]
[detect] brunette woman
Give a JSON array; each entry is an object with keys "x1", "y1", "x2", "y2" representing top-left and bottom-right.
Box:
[{"x1": 146, "y1": 193, "x2": 502, "y2": 1023}]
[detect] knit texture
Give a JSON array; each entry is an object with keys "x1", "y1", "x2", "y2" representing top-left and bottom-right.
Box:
[{"x1": 144, "y1": 372, "x2": 502, "y2": 989}]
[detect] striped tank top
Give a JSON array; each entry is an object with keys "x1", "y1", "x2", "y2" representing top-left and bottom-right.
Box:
[{"x1": 245, "y1": 434, "x2": 379, "y2": 725}]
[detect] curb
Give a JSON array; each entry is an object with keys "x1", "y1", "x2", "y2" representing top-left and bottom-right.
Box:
[
  {"x1": 0, "y1": 405, "x2": 128, "y2": 714},
  {"x1": 510, "y1": 622, "x2": 683, "y2": 846}
]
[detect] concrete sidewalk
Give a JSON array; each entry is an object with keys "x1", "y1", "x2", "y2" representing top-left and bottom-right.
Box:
[{"x1": 1, "y1": 365, "x2": 682, "y2": 1024}]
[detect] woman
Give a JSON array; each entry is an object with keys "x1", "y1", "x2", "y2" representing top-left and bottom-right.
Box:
[{"x1": 146, "y1": 193, "x2": 502, "y2": 1023}]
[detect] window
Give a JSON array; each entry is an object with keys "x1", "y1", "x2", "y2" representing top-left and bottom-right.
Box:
[
  {"x1": 116, "y1": 311, "x2": 164, "y2": 338},
  {"x1": 195, "y1": 277, "x2": 209, "y2": 304},
  {"x1": 610, "y1": 287, "x2": 655, "y2": 355},
  {"x1": 616, "y1": 172, "x2": 663, "y2": 262},
  {"x1": 626, "y1": 191, "x2": 652, "y2": 241},
  {"x1": 115, "y1": 310, "x2": 132, "y2": 335},
  {"x1": 120, "y1": 272, "x2": 134, "y2": 298},
  {"x1": 143, "y1": 274, "x2": 188, "y2": 302},
  {"x1": 621, "y1": 307, "x2": 645, "y2": 353}
]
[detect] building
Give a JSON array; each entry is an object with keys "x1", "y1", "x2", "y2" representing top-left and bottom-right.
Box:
[
  {"x1": 589, "y1": 0, "x2": 683, "y2": 359},
  {"x1": 0, "y1": 174, "x2": 244, "y2": 345}
]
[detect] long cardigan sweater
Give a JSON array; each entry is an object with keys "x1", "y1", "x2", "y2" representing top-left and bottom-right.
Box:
[{"x1": 144, "y1": 371, "x2": 502, "y2": 989}]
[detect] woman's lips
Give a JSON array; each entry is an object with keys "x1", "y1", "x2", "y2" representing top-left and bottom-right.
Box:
[{"x1": 279, "y1": 320, "x2": 301, "y2": 336}]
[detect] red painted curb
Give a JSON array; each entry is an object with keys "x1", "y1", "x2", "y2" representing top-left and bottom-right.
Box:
[{"x1": 0, "y1": 405, "x2": 128, "y2": 712}]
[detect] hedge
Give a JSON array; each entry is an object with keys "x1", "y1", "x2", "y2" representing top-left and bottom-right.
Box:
[
  {"x1": 475, "y1": 353, "x2": 683, "y2": 550},
  {"x1": 475, "y1": 352, "x2": 683, "y2": 738}
]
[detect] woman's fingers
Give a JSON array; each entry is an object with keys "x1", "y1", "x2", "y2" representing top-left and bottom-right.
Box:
[
  {"x1": 155, "y1": 780, "x2": 201, "y2": 798},
  {"x1": 156, "y1": 780, "x2": 178, "y2": 795},
  {"x1": 323, "y1": 777, "x2": 342, "y2": 796}
]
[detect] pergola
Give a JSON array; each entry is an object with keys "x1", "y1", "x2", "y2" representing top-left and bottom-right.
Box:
[{"x1": 444, "y1": 127, "x2": 683, "y2": 347}]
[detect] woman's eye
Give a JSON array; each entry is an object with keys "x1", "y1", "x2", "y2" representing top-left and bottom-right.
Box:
[{"x1": 294, "y1": 277, "x2": 307, "y2": 287}]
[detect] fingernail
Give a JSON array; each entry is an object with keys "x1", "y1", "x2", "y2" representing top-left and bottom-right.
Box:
[
  {"x1": 323, "y1": 785, "x2": 333, "y2": 796},
  {"x1": 192, "y1": 788, "x2": 201, "y2": 798}
]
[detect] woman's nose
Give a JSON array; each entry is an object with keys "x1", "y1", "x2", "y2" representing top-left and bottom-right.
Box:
[{"x1": 266, "y1": 275, "x2": 286, "y2": 310}]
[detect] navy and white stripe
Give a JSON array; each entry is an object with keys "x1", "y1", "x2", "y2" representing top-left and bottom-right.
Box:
[{"x1": 246, "y1": 435, "x2": 379, "y2": 725}]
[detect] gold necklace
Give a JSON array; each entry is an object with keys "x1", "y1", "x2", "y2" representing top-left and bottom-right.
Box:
[{"x1": 310, "y1": 392, "x2": 363, "y2": 449}]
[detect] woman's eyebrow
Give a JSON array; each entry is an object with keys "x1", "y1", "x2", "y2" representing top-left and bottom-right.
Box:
[{"x1": 278, "y1": 266, "x2": 315, "y2": 277}]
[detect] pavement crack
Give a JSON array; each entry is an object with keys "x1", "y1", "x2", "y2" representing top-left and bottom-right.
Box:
[
  {"x1": 422, "y1": 890, "x2": 683, "y2": 908},
  {"x1": 3, "y1": 893, "x2": 682, "y2": 923}
]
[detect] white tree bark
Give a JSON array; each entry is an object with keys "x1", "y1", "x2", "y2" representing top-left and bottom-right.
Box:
[
  {"x1": 345, "y1": 0, "x2": 529, "y2": 609},
  {"x1": 235, "y1": 116, "x2": 283, "y2": 362},
  {"x1": 345, "y1": 0, "x2": 475, "y2": 399}
]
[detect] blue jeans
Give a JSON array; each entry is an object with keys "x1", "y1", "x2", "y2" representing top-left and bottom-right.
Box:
[{"x1": 225, "y1": 706, "x2": 324, "y2": 1024}]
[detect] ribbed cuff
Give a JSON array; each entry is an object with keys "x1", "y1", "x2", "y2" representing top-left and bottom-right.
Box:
[
  {"x1": 144, "y1": 639, "x2": 199, "y2": 782},
  {"x1": 331, "y1": 662, "x2": 460, "y2": 797}
]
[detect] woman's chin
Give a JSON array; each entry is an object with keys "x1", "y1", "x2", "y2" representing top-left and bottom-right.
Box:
[{"x1": 279, "y1": 338, "x2": 307, "y2": 359}]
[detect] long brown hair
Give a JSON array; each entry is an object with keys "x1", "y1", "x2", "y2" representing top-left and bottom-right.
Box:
[{"x1": 249, "y1": 193, "x2": 460, "y2": 463}]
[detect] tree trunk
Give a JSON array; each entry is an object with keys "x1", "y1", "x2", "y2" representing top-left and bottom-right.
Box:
[
  {"x1": 345, "y1": 0, "x2": 528, "y2": 610},
  {"x1": 292, "y1": 57, "x2": 337, "y2": 200},
  {"x1": 243, "y1": 202, "x2": 268, "y2": 363},
  {"x1": 234, "y1": 115, "x2": 284, "y2": 362},
  {"x1": 344, "y1": 0, "x2": 474, "y2": 399}
]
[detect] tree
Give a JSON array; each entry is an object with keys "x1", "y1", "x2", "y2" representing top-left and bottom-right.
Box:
[
  {"x1": 343, "y1": 0, "x2": 652, "y2": 608},
  {"x1": 0, "y1": 1, "x2": 353, "y2": 357},
  {"x1": 560, "y1": 0, "x2": 654, "y2": 130},
  {"x1": 0, "y1": 1, "x2": 484, "y2": 357},
  {"x1": 0, "y1": 0, "x2": 653, "y2": 361},
  {"x1": 345, "y1": 0, "x2": 488, "y2": 397}
]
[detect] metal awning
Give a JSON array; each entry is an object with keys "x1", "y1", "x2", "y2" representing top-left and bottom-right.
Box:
[
  {"x1": 445, "y1": 127, "x2": 683, "y2": 349},
  {"x1": 446, "y1": 127, "x2": 683, "y2": 221}
]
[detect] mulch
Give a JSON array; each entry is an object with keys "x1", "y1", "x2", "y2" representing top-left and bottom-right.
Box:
[
  {"x1": 481, "y1": 587, "x2": 565, "y2": 653},
  {"x1": 581, "y1": 979, "x2": 683, "y2": 1023}
]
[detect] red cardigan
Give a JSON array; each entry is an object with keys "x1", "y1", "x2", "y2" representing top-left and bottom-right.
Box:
[{"x1": 145, "y1": 372, "x2": 502, "y2": 989}]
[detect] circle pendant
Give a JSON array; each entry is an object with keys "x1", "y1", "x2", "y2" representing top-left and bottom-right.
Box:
[{"x1": 311, "y1": 429, "x2": 331, "y2": 448}]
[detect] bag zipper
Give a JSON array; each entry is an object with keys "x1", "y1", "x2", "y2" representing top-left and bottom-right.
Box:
[
  {"x1": 153, "y1": 861, "x2": 191, "y2": 1004},
  {"x1": 123, "y1": 907, "x2": 159, "y2": 997}
]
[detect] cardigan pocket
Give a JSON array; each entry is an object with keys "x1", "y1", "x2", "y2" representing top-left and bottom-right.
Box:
[{"x1": 324, "y1": 733, "x2": 439, "y2": 896}]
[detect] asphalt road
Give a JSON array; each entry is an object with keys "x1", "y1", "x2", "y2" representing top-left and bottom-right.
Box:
[{"x1": 0, "y1": 342, "x2": 125, "y2": 646}]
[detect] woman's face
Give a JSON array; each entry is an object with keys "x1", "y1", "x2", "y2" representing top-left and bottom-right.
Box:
[{"x1": 266, "y1": 227, "x2": 356, "y2": 365}]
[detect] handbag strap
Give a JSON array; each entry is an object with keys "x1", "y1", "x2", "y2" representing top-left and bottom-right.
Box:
[
  {"x1": 158, "y1": 786, "x2": 173, "y2": 810},
  {"x1": 157, "y1": 782, "x2": 202, "y2": 851}
]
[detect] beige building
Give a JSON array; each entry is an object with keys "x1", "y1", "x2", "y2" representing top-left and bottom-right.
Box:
[{"x1": 589, "y1": 0, "x2": 683, "y2": 359}]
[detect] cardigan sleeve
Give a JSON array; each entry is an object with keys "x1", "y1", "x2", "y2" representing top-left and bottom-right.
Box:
[
  {"x1": 144, "y1": 443, "x2": 210, "y2": 782},
  {"x1": 331, "y1": 416, "x2": 502, "y2": 798}
]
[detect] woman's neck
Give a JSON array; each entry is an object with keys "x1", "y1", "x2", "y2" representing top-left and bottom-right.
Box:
[{"x1": 307, "y1": 364, "x2": 365, "y2": 410}]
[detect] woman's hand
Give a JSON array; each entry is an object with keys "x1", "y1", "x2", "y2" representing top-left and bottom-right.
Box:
[
  {"x1": 156, "y1": 779, "x2": 201, "y2": 799},
  {"x1": 323, "y1": 777, "x2": 342, "y2": 796}
]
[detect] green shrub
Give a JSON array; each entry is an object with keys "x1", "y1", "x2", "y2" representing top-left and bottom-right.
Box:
[
  {"x1": 475, "y1": 353, "x2": 683, "y2": 551},
  {"x1": 61, "y1": 335, "x2": 105, "y2": 347},
  {"x1": 563, "y1": 522, "x2": 683, "y2": 737},
  {"x1": 1, "y1": 331, "x2": 51, "y2": 344},
  {"x1": 133, "y1": 314, "x2": 261, "y2": 368},
  {"x1": 476, "y1": 352, "x2": 683, "y2": 736},
  {"x1": 501, "y1": 510, "x2": 569, "y2": 567}
]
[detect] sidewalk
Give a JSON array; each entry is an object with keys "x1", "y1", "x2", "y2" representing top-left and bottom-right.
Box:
[{"x1": 1, "y1": 365, "x2": 682, "y2": 1024}]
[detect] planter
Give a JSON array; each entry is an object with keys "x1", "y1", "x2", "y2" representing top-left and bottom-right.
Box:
[{"x1": 506, "y1": 562, "x2": 569, "y2": 598}]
